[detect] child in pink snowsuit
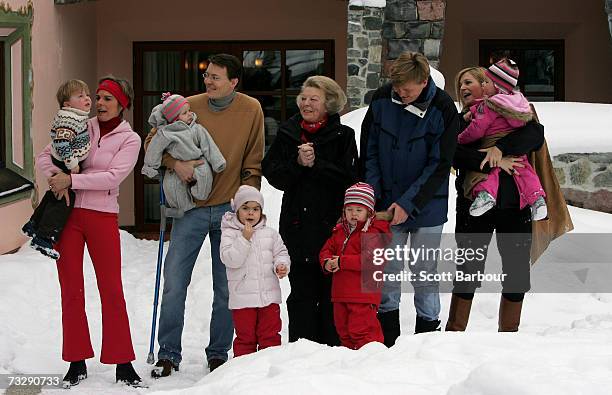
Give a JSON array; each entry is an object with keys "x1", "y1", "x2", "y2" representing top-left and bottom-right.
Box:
[
  {"x1": 458, "y1": 58, "x2": 547, "y2": 220},
  {"x1": 220, "y1": 185, "x2": 291, "y2": 357}
]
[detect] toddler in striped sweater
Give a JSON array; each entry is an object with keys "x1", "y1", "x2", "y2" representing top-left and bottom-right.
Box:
[{"x1": 22, "y1": 79, "x2": 92, "y2": 259}]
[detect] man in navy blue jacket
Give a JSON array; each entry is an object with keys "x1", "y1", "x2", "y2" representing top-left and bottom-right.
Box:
[{"x1": 360, "y1": 51, "x2": 459, "y2": 345}]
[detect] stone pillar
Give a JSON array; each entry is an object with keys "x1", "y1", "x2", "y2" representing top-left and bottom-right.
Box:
[
  {"x1": 383, "y1": 0, "x2": 446, "y2": 74},
  {"x1": 346, "y1": 4, "x2": 384, "y2": 111},
  {"x1": 345, "y1": 0, "x2": 447, "y2": 109}
]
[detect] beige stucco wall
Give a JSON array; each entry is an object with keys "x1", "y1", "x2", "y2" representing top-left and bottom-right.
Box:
[
  {"x1": 440, "y1": 0, "x2": 612, "y2": 103},
  {"x1": 1, "y1": 0, "x2": 97, "y2": 254}
]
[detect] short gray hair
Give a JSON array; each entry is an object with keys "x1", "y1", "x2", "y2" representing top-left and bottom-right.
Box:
[{"x1": 297, "y1": 75, "x2": 347, "y2": 115}]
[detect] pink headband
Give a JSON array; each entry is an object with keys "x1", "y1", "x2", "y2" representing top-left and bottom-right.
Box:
[{"x1": 97, "y1": 79, "x2": 129, "y2": 110}]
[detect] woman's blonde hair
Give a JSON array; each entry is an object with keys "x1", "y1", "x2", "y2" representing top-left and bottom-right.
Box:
[
  {"x1": 297, "y1": 75, "x2": 347, "y2": 115},
  {"x1": 454, "y1": 67, "x2": 489, "y2": 110}
]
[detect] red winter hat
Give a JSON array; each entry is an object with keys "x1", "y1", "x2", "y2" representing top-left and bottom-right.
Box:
[
  {"x1": 344, "y1": 182, "x2": 375, "y2": 212},
  {"x1": 485, "y1": 58, "x2": 519, "y2": 94}
]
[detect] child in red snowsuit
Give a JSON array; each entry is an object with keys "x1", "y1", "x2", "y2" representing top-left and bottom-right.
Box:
[{"x1": 319, "y1": 182, "x2": 391, "y2": 349}]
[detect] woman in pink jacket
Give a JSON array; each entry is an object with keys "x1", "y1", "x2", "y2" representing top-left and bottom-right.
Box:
[
  {"x1": 220, "y1": 185, "x2": 290, "y2": 357},
  {"x1": 37, "y1": 77, "x2": 142, "y2": 388}
]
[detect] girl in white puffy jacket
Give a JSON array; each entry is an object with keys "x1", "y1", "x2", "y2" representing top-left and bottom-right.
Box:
[{"x1": 220, "y1": 185, "x2": 290, "y2": 357}]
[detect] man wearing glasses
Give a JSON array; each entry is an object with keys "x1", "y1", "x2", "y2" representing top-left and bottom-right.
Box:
[{"x1": 144, "y1": 53, "x2": 265, "y2": 376}]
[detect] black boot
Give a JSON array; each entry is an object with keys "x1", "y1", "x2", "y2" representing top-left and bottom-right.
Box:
[
  {"x1": 151, "y1": 358, "x2": 179, "y2": 378},
  {"x1": 415, "y1": 316, "x2": 441, "y2": 334},
  {"x1": 116, "y1": 362, "x2": 145, "y2": 387},
  {"x1": 377, "y1": 309, "x2": 400, "y2": 347},
  {"x1": 208, "y1": 358, "x2": 226, "y2": 372},
  {"x1": 62, "y1": 360, "x2": 87, "y2": 389}
]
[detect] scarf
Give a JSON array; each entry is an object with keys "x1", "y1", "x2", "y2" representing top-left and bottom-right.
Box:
[
  {"x1": 300, "y1": 115, "x2": 328, "y2": 143},
  {"x1": 99, "y1": 116, "x2": 122, "y2": 138}
]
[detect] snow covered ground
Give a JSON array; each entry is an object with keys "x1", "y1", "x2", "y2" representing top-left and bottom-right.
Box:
[{"x1": 1, "y1": 102, "x2": 612, "y2": 394}]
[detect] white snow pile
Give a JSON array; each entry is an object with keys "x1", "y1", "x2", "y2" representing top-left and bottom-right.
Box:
[
  {"x1": 531, "y1": 102, "x2": 612, "y2": 156},
  {"x1": 349, "y1": 0, "x2": 386, "y2": 8},
  {"x1": 1, "y1": 101, "x2": 612, "y2": 394}
]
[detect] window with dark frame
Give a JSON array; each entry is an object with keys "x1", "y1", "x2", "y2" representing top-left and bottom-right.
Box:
[
  {"x1": 133, "y1": 40, "x2": 334, "y2": 232},
  {"x1": 479, "y1": 39, "x2": 565, "y2": 102}
]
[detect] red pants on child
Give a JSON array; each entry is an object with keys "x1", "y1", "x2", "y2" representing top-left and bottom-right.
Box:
[
  {"x1": 232, "y1": 303, "x2": 282, "y2": 357},
  {"x1": 334, "y1": 302, "x2": 384, "y2": 349},
  {"x1": 55, "y1": 208, "x2": 135, "y2": 364}
]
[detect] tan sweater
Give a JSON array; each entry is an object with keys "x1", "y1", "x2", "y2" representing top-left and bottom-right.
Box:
[{"x1": 145, "y1": 92, "x2": 264, "y2": 206}]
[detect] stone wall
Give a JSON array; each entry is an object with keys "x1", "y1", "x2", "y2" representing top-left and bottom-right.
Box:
[
  {"x1": 553, "y1": 153, "x2": 612, "y2": 213},
  {"x1": 346, "y1": 0, "x2": 447, "y2": 110},
  {"x1": 347, "y1": 5, "x2": 384, "y2": 111}
]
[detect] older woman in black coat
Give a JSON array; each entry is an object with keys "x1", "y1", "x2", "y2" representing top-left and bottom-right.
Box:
[{"x1": 262, "y1": 75, "x2": 357, "y2": 346}]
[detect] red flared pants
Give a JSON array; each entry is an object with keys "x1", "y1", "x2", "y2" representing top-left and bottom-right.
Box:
[{"x1": 55, "y1": 208, "x2": 135, "y2": 363}]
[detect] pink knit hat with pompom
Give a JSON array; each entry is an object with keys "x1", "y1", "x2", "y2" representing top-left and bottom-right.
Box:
[
  {"x1": 485, "y1": 59, "x2": 519, "y2": 95},
  {"x1": 160, "y1": 92, "x2": 189, "y2": 123}
]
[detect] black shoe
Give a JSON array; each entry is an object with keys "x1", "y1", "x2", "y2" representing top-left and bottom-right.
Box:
[
  {"x1": 22, "y1": 220, "x2": 36, "y2": 238},
  {"x1": 415, "y1": 316, "x2": 441, "y2": 334},
  {"x1": 377, "y1": 309, "x2": 400, "y2": 347},
  {"x1": 151, "y1": 359, "x2": 179, "y2": 378},
  {"x1": 208, "y1": 358, "x2": 226, "y2": 372},
  {"x1": 116, "y1": 362, "x2": 146, "y2": 387},
  {"x1": 62, "y1": 360, "x2": 87, "y2": 389}
]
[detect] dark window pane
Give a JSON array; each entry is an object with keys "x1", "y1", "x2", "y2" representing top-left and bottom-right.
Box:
[
  {"x1": 142, "y1": 95, "x2": 162, "y2": 136},
  {"x1": 286, "y1": 95, "x2": 300, "y2": 119},
  {"x1": 185, "y1": 51, "x2": 213, "y2": 92},
  {"x1": 242, "y1": 51, "x2": 281, "y2": 91},
  {"x1": 523, "y1": 50, "x2": 554, "y2": 94},
  {"x1": 286, "y1": 50, "x2": 324, "y2": 88},
  {"x1": 143, "y1": 51, "x2": 181, "y2": 91},
  {"x1": 254, "y1": 95, "x2": 281, "y2": 151},
  {"x1": 144, "y1": 182, "x2": 161, "y2": 223},
  {"x1": 480, "y1": 40, "x2": 563, "y2": 101},
  {"x1": 486, "y1": 49, "x2": 519, "y2": 65}
]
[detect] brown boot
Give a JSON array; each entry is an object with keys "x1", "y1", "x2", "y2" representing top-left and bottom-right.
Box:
[
  {"x1": 445, "y1": 294, "x2": 473, "y2": 331},
  {"x1": 498, "y1": 295, "x2": 523, "y2": 332}
]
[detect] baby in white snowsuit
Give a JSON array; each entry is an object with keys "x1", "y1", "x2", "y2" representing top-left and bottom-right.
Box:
[{"x1": 142, "y1": 93, "x2": 226, "y2": 214}]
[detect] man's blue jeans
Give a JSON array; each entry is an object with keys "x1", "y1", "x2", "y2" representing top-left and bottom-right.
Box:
[
  {"x1": 378, "y1": 224, "x2": 443, "y2": 321},
  {"x1": 157, "y1": 202, "x2": 233, "y2": 365}
]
